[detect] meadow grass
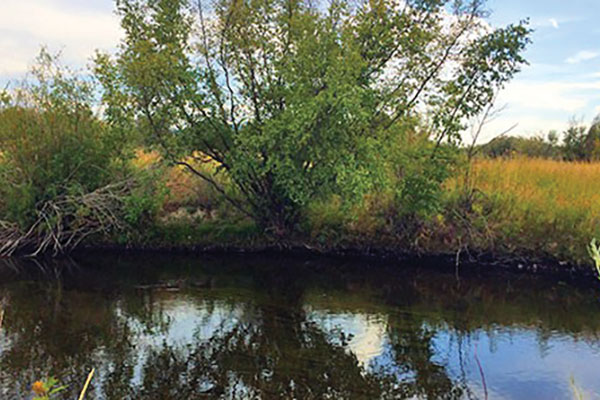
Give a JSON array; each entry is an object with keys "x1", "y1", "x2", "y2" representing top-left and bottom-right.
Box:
[
  {"x1": 134, "y1": 153, "x2": 600, "y2": 267},
  {"x1": 469, "y1": 158, "x2": 600, "y2": 215},
  {"x1": 446, "y1": 158, "x2": 600, "y2": 264}
]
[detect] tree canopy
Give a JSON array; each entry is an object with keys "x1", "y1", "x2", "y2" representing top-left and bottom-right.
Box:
[{"x1": 96, "y1": 0, "x2": 531, "y2": 232}]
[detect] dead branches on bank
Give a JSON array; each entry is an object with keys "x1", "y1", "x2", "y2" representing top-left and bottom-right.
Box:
[{"x1": 0, "y1": 179, "x2": 136, "y2": 257}]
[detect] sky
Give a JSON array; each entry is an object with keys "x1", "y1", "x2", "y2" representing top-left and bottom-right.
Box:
[{"x1": 1, "y1": 0, "x2": 600, "y2": 143}]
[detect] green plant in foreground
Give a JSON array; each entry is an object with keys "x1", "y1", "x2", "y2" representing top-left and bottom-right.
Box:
[
  {"x1": 589, "y1": 239, "x2": 600, "y2": 279},
  {"x1": 31, "y1": 378, "x2": 67, "y2": 400},
  {"x1": 31, "y1": 369, "x2": 94, "y2": 400}
]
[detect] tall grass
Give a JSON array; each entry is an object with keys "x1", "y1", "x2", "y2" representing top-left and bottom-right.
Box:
[
  {"x1": 469, "y1": 158, "x2": 600, "y2": 214},
  {"x1": 446, "y1": 158, "x2": 600, "y2": 264},
  {"x1": 589, "y1": 239, "x2": 600, "y2": 278},
  {"x1": 134, "y1": 151, "x2": 600, "y2": 266}
]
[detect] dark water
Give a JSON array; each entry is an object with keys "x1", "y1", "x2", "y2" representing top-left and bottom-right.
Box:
[{"x1": 0, "y1": 254, "x2": 599, "y2": 400}]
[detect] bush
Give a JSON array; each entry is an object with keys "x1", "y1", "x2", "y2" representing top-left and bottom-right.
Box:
[
  {"x1": 0, "y1": 51, "x2": 125, "y2": 225},
  {"x1": 478, "y1": 134, "x2": 560, "y2": 159},
  {"x1": 0, "y1": 50, "x2": 145, "y2": 255}
]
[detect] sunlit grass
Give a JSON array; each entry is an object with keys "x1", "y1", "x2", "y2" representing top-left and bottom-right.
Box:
[
  {"x1": 446, "y1": 157, "x2": 600, "y2": 263},
  {"x1": 470, "y1": 158, "x2": 600, "y2": 214},
  {"x1": 132, "y1": 150, "x2": 600, "y2": 265},
  {"x1": 589, "y1": 239, "x2": 600, "y2": 279}
]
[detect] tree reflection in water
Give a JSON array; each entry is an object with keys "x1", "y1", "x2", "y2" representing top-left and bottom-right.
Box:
[{"x1": 0, "y1": 254, "x2": 599, "y2": 399}]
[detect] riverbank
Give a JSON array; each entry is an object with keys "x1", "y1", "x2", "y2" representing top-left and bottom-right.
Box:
[
  {"x1": 3, "y1": 156, "x2": 599, "y2": 282},
  {"x1": 83, "y1": 224, "x2": 596, "y2": 285},
  {"x1": 68, "y1": 156, "x2": 599, "y2": 282}
]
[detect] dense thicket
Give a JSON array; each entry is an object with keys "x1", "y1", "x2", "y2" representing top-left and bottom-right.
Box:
[
  {"x1": 0, "y1": 51, "x2": 154, "y2": 256},
  {"x1": 96, "y1": 0, "x2": 530, "y2": 233}
]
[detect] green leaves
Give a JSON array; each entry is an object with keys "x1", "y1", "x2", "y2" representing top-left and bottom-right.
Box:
[
  {"x1": 0, "y1": 50, "x2": 125, "y2": 228},
  {"x1": 31, "y1": 377, "x2": 67, "y2": 400},
  {"x1": 99, "y1": 0, "x2": 530, "y2": 231}
]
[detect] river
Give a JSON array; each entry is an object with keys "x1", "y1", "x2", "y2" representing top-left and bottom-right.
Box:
[{"x1": 0, "y1": 253, "x2": 599, "y2": 399}]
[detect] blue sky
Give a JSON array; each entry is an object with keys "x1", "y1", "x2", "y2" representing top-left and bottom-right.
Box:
[
  {"x1": 1, "y1": 0, "x2": 599, "y2": 142},
  {"x1": 484, "y1": 0, "x2": 600, "y2": 141}
]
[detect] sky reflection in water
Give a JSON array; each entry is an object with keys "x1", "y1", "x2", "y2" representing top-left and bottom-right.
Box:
[{"x1": 0, "y1": 254, "x2": 599, "y2": 399}]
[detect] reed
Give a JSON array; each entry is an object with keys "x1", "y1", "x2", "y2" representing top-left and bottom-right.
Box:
[
  {"x1": 589, "y1": 239, "x2": 600, "y2": 279},
  {"x1": 78, "y1": 369, "x2": 95, "y2": 400}
]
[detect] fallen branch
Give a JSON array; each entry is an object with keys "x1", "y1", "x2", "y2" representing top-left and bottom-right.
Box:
[{"x1": 0, "y1": 178, "x2": 138, "y2": 257}]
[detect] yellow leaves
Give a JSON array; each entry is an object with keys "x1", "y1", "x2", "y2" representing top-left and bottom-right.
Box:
[{"x1": 132, "y1": 149, "x2": 160, "y2": 169}]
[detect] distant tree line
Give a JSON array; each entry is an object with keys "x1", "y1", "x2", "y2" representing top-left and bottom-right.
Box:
[{"x1": 478, "y1": 116, "x2": 600, "y2": 161}]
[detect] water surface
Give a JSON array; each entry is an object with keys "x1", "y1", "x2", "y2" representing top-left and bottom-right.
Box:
[{"x1": 0, "y1": 253, "x2": 599, "y2": 399}]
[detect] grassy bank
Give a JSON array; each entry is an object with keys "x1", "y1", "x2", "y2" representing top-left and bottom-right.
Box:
[
  {"x1": 109, "y1": 156, "x2": 599, "y2": 272},
  {"x1": 446, "y1": 158, "x2": 600, "y2": 265}
]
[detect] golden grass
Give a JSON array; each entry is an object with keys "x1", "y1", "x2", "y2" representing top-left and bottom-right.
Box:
[
  {"x1": 447, "y1": 157, "x2": 600, "y2": 263},
  {"x1": 470, "y1": 158, "x2": 600, "y2": 215},
  {"x1": 131, "y1": 150, "x2": 600, "y2": 264}
]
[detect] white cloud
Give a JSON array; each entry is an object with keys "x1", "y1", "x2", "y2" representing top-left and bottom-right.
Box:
[
  {"x1": 566, "y1": 50, "x2": 600, "y2": 64},
  {"x1": 531, "y1": 16, "x2": 583, "y2": 30},
  {"x1": 473, "y1": 78, "x2": 600, "y2": 141},
  {"x1": 497, "y1": 80, "x2": 600, "y2": 113},
  {"x1": 0, "y1": 0, "x2": 121, "y2": 79}
]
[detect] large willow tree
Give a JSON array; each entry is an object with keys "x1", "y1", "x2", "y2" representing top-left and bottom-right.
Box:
[{"x1": 96, "y1": 0, "x2": 530, "y2": 233}]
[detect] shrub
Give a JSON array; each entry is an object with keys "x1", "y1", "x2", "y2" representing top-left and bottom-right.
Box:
[{"x1": 0, "y1": 50, "x2": 145, "y2": 255}]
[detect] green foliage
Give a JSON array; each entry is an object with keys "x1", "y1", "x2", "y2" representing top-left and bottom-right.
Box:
[
  {"x1": 479, "y1": 134, "x2": 561, "y2": 159},
  {"x1": 123, "y1": 168, "x2": 167, "y2": 227},
  {"x1": 31, "y1": 377, "x2": 67, "y2": 400},
  {"x1": 304, "y1": 196, "x2": 349, "y2": 244},
  {"x1": 96, "y1": 0, "x2": 530, "y2": 233},
  {"x1": 391, "y1": 130, "x2": 459, "y2": 218},
  {"x1": 481, "y1": 115, "x2": 600, "y2": 162},
  {"x1": 585, "y1": 116, "x2": 600, "y2": 160},
  {"x1": 0, "y1": 50, "x2": 163, "y2": 255},
  {"x1": 143, "y1": 219, "x2": 261, "y2": 249},
  {"x1": 0, "y1": 49, "x2": 130, "y2": 228},
  {"x1": 563, "y1": 120, "x2": 590, "y2": 162},
  {"x1": 562, "y1": 116, "x2": 600, "y2": 161}
]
